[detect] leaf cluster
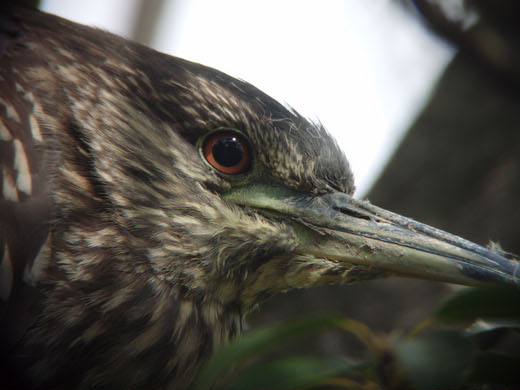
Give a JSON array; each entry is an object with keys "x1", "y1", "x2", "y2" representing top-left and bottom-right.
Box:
[{"x1": 192, "y1": 286, "x2": 520, "y2": 389}]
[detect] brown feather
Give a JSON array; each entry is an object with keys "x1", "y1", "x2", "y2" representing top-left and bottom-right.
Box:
[{"x1": 0, "y1": 6, "x2": 357, "y2": 388}]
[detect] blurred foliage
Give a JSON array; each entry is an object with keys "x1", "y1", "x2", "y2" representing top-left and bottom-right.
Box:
[
  {"x1": 192, "y1": 285, "x2": 520, "y2": 389},
  {"x1": 8, "y1": 0, "x2": 41, "y2": 8},
  {"x1": 409, "y1": 0, "x2": 520, "y2": 90}
]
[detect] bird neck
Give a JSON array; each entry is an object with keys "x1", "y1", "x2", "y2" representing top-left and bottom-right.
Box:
[{"x1": 18, "y1": 265, "x2": 245, "y2": 389}]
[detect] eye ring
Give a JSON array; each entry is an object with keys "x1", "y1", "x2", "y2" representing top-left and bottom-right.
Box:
[{"x1": 202, "y1": 130, "x2": 251, "y2": 175}]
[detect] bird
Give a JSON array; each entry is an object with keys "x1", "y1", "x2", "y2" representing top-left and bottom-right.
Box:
[{"x1": 0, "y1": 5, "x2": 519, "y2": 389}]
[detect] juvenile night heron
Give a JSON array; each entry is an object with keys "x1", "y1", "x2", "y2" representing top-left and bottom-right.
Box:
[{"x1": 1, "y1": 6, "x2": 519, "y2": 389}]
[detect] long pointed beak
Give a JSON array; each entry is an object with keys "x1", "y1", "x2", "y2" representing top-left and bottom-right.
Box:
[{"x1": 226, "y1": 187, "x2": 520, "y2": 287}]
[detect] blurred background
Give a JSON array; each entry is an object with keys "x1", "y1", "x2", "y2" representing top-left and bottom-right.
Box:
[{"x1": 40, "y1": 0, "x2": 520, "y2": 373}]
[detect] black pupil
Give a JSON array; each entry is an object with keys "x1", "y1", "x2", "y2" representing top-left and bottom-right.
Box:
[{"x1": 213, "y1": 137, "x2": 244, "y2": 167}]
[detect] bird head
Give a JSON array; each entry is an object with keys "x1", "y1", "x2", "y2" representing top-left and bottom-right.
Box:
[
  {"x1": 62, "y1": 54, "x2": 520, "y2": 315},
  {"x1": 78, "y1": 51, "x2": 518, "y2": 310},
  {"x1": 55, "y1": 53, "x2": 360, "y2": 306}
]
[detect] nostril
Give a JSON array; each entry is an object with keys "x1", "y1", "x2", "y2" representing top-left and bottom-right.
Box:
[{"x1": 332, "y1": 206, "x2": 371, "y2": 221}]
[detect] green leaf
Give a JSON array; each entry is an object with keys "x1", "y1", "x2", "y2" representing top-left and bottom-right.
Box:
[
  {"x1": 434, "y1": 286, "x2": 520, "y2": 325},
  {"x1": 11, "y1": 0, "x2": 41, "y2": 8},
  {"x1": 191, "y1": 315, "x2": 341, "y2": 389},
  {"x1": 465, "y1": 318, "x2": 520, "y2": 335},
  {"x1": 469, "y1": 352, "x2": 520, "y2": 386},
  {"x1": 224, "y1": 356, "x2": 365, "y2": 390},
  {"x1": 394, "y1": 330, "x2": 475, "y2": 389}
]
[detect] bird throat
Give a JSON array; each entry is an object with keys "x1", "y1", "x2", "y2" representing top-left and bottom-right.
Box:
[{"x1": 16, "y1": 283, "x2": 244, "y2": 388}]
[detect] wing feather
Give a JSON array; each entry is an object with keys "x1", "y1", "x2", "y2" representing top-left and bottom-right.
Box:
[{"x1": 0, "y1": 6, "x2": 51, "y2": 349}]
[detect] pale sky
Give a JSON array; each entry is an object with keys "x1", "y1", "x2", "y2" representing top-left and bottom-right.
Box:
[{"x1": 42, "y1": 0, "x2": 454, "y2": 195}]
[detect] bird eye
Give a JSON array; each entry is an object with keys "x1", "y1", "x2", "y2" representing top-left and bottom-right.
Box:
[{"x1": 202, "y1": 131, "x2": 251, "y2": 175}]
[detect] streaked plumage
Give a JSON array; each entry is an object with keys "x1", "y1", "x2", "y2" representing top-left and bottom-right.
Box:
[{"x1": 1, "y1": 5, "x2": 518, "y2": 389}]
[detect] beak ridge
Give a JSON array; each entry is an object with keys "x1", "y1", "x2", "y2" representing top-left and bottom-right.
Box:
[{"x1": 287, "y1": 192, "x2": 520, "y2": 287}]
